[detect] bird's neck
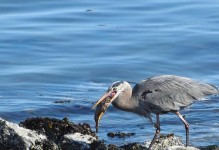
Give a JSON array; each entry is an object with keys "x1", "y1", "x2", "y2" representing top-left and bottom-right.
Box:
[
  {"x1": 111, "y1": 84, "x2": 148, "y2": 114},
  {"x1": 112, "y1": 96, "x2": 135, "y2": 112},
  {"x1": 111, "y1": 88, "x2": 152, "y2": 120},
  {"x1": 111, "y1": 87, "x2": 138, "y2": 112}
]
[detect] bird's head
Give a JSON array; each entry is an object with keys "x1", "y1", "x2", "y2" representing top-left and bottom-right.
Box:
[{"x1": 92, "y1": 81, "x2": 130, "y2": 132}]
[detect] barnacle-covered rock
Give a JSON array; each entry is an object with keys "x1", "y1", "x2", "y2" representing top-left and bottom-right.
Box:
[
  {"x1": 0, "y1": 117, "x2": 210, "y2": 150},
  {"x1": 0, "y1": 118, "x2": 47, "y2": 150}
]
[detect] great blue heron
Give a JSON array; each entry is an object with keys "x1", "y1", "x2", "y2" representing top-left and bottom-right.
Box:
[{"x1": 92, "y1": 75, "x2": 218, "y2": 149}]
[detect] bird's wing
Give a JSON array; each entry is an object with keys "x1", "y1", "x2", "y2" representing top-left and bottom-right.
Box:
[{"x1": 132, "y1": 75, "x2": 218, "y2": 113}]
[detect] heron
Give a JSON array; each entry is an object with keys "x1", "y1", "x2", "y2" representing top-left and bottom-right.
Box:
[{"x1": 92, "y1": 75, "x2": 219, "y2": 149}]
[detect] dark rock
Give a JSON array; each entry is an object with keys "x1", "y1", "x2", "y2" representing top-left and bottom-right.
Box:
[
  {"x1": 41, "y1": 140, "x2": 59, "y2": 150},
  {"x1": 90, "y1": 141, "x2": 145, "y2": 150},
  {"x1": 120, "y1": 143, "x2": 146, "y2": 150},
  {"x1": 19, "y1": 117, "x2": 97, "y2": 150},
  {"x1": 0, "y1": 117, "x2": 208, "y2": 150},
  {"x1": 199, "y1": 145, "x2": 219, "y2": 150},
  {"x1": 61, "y1": 133, "x2": 96, "y2": 150},
  {"x1": 107, "y1": 132, "x2": 135, "y2": 139},
  {"x1": 108, "y1": 144, "x2": 120, "y2": 150},
  {"x1": 149, "y1": 134, "x2": 184, "y2": 150},
  {"x1": 0, "y1": 118, "x2": 47, "y2": 150},
  {"x1": 19, "y1": 117, "x2": 96, "y2": 144},
  {"x1": 90, "y1": 140, "x2": 108, "y2": 150},
  {"x1": 61, "y1": 137, "x2": 90, "y2": 150},
  {"x1": 160, "y1": 133, "x2": 174, "y2": 138}
]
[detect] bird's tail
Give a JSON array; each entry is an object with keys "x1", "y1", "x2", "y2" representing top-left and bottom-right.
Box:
[{"x1": 201, "y1": 83, "x2": 219, "y2": 95}]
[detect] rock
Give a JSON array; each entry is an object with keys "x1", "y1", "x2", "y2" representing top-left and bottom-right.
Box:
[
  {"x1": 0, "y1": 117, "x2": 98, "y2": 150},
  {"x1": 90, "y1": 140, "x2": 108, "y2": 150},
  {"x1": 120, "y1": 142, "x2": 147, "y2": 150},
  {"x1": 40, "y1": 140, "x2": 59, "y2": 150},
  {"x1": 199, "y1": 145, "x2": 219, "y2": 150},
  {"x1": 61, "y1": 133, "x2": 96, "y2": 150},
  {"x1": 90, "y1": 140, "x2": 119, "y2": 150},
  {"x1": 108, "y1": 144, "x2": 120, "y2": 150},
  {"x1": 149, "y1": 134, "x2": 184, "y2": 150},
  {"x1": 0, "y1": 118, "x2": 47, "y2": 150},
  {"x1": 167, "y1": 146, "x2": 200, "y2": 150},
  {"x1": 141, "y1": 134, "x2": 200, "y2": 150},
  {"x1": 107, "y1": 132, "x2": 135, "y2": 139},
  {"x1": 64, "y1": 133, "x2": 96, "y2": 144},
  {"x1": 0, "y1": 117, "x2": 214, "y2": 150},
  {"x1": 19, "y1": 117, "x2": 96, "y2": 144},
  {"x1": 90, "y1": 135, "x2": 198, "y2": 150},
  {"x1": 20, "y1": 117, "x2": 97, "y2": 150}
]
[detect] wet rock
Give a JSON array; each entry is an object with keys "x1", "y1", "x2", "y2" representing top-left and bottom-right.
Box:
[
  {"x1": 0, "y1": 118, "x2": 47, "y2": 150},
  {"x1": 90, "y1": 135, "x2": 195, "y2": 150},
  {"x1": 40, "y1": 140, "x2": 59, "y2": 150},
  {"x1": 107, "y1": 132, "x2": 135, "y2": 139},
  {"x1": 90, "y1": 140, "x2": 108, "y2": 150},
  {"x1": 64, "y1": 133, "x2": 96, "y2": 144},
  {"x1": 141, "y1": 134, "x2": 200, "y2": 150},
  {"x1": 108, "y1": 144, "x2": 120, "y2": 150},
  {"x1": 0, "y1": 117, "x2": 211, "y2": 150},
  {"x1": 20, "y1": 117, "x2": 98, "y2": 150},
  {"x1": 120, "y1": 142, "x2": 146, "y2": 150},
  {"x1": 61, "y1": 133, "x2": 97, "y2": 150},
  {"x1": 19, "y1": 117, "x2": 96, "y2": 144},
  {"x1": 167, "y1": 146, "x2": 199, "y2": 150},
  {"x1": 90, "y1": 140, "x2": 120, "y2": 150},
  {"x1": 199, "y1": 145, "x2": 219, "y2": 150},
  {"x1": 149, "y1": 134, "x2": 184, "y2": 150},
  {"x1": 18, "y1": 117, "x2": 100, "y2": 150}
]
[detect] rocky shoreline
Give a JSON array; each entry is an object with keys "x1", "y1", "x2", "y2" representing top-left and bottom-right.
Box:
[{"x1": 0, "y1": 117, "x2": 218, "y2": 150}]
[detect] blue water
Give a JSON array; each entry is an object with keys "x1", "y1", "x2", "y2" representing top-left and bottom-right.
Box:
[{"x1": 0, "y1": 0, "x2": 219, "y2": 147}]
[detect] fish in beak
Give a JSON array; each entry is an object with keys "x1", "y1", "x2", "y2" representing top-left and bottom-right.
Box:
[
  {"x1": 94, "y1": 98, "x2": 110, "y2": 132},
  {"x1": 92, "y1": 83, "x2": 123, "y2": 132}
]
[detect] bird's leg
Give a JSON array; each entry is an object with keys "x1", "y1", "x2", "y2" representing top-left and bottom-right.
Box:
[
  {"x1": 175, "y1": 111, "x2": 189, "y2": 146},
  {"x1": 148, "y1": 114, "x2": 160, "y2": 150}
]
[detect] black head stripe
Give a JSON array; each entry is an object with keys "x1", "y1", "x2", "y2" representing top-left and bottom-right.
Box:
[{"x1": 112, "y1": 81, "x2": 123, "y2": 87}]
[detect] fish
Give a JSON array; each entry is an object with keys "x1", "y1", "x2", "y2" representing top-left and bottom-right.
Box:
[{"x1": 94, "y1": 96, "x2": 112, "y2": 133}]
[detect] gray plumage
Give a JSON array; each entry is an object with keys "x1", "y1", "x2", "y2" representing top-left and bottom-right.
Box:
[
  {"x1": 95, "y1": 75, "x2": 218, "y2": 149},
  {"x1": 132, "y1": 75, "x2": 218, "y2": 114}
]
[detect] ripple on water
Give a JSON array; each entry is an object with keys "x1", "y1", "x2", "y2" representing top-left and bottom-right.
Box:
[{"x1": 0, "y1": 0, "x2": 219, "y2": 147}]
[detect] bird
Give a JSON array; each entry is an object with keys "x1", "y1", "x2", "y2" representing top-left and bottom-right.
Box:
[{"x1": 92, "y1": 75, "x2": 219, "y2": 149}]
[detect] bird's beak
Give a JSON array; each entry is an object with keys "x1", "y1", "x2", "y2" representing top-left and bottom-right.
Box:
[
  {"x1": 92, "y1": 92, "x2": 109, "y2": 110},
  {"x1": 92, "y1": 86, "x2": 122, "y2": 110},
  {"x1": 92, "y1": 85, "x2": 123, "y2": 132}
]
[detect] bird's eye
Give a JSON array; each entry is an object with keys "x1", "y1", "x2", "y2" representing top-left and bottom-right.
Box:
[{"x1": 112, "y1": 87, "x2": 117, "y2": 91}]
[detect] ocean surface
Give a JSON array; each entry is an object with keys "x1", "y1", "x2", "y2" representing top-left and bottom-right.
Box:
[{"x1": 0, "y1": 0, "x2": 219, "y2": 147}]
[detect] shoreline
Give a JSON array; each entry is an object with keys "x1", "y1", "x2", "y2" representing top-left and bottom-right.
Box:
[{"x1": 0, "y1": 117, "x2": 218, "y2": 150}]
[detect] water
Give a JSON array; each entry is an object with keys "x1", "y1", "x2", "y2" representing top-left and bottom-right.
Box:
[{"x1": 0, "y1": 0, "x2": 219, "y2": 147}]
